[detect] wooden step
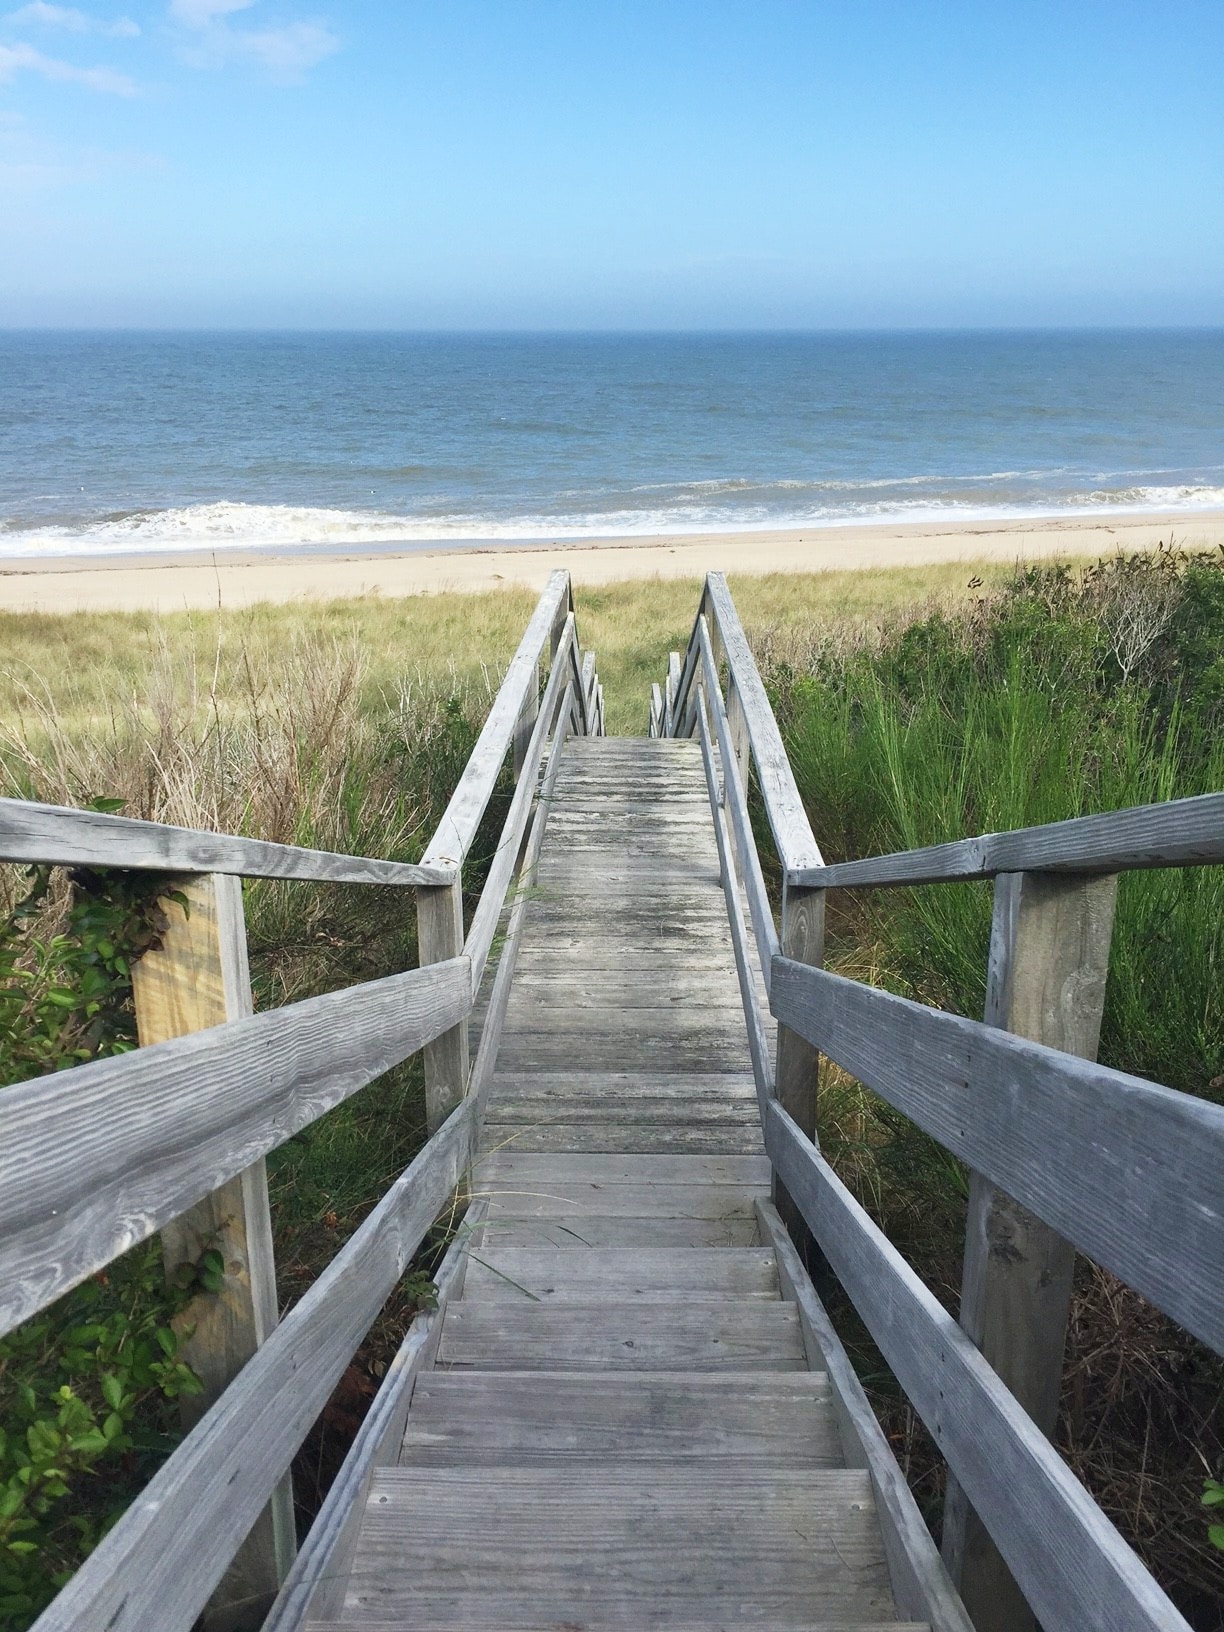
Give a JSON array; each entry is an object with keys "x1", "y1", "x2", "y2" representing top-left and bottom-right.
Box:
[
  {"x1": 313, "y1": 1623, "x2": 929, "y2": 1630},
  {"x1": 438, "y1": 1300, "x2": 805, "y2": 1371},
  {"x1": 479, "y1": 1123, "x2": 765, "y2": 1155},
  {"x1": 476, "y1": 1152, "x2": 771, "y2": 1186},
  {"x1": 474, "y1": 1214, "x2": 762, "y2": 1247},
  {"x1": 342, "y1": 1466, "x2": 895, "y2": 1625},
  {"x1": 460, "y1": 1247, "x2": 779, "y2": 1303},
  {"x1": 401, "y1": 1371, "x2": 839, "y2": 1467}
]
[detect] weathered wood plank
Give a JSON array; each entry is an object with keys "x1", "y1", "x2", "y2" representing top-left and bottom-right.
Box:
[
  {"x1": 347, "y1": 1466, "x2": 891, "y2": 1622},
  {"x1": 756, "y1": 1201, "x2": 975, "y2": 1632},
  {"x1": 474, "y1": 1214, "x2": 762, "y2": 1247},
  {"x1": 131, "y1": 873, "x2": 294, "y2": 1625},
  {"x1": 787, "y1": 791, "x2": 1224, "y2": 889},
  {"x1": 262, "y1": 1202, "x2": 487, "y2": 1631},
  {"x1": 485, "y1": 1096, "x2": 761, "y2": 1125},
  {"x1": 463, "y1": 616, "x2": 579, "y2": 988},
  {"x1": 0, "y1": 955, "x2": 471, "y2": 1338},
  {"x1": 421, "y1": 571, "x2": 570, "y2": 867},
  {"x1": 478, "y1": 1151, "x2": 772, "y2": 1186},
  {"x1": 0, "y1": 796, "x2": 454, "y2": 885},
  {"x1": 416, "y1": 880, "x2": 470, "y2": 1133},
  {"x1": 438, "y1": 1300, "x2": 806, "y2": 1370},
  {"x1": 765, "y1": 1100, "x2": 1192, "y2": 1632},
  {"x1": 504, "y1": 974, "x2": 743, "y2": 1006},
  {"x1": 461, "y1": 1247, "x2": 779, "y2": 1302},
  {"x1": 480, "y1": 1122, "x2": 764, "y2": 1155},
  {"x1": 942, "y1": 869, "x2": 1117, "y2": 1632},
  {"x1": 494, "y1": 1038, "x2": 753, "y2": 1072},
  {"x1": 769, "y1": 955, "x2": 1224, "y2": 1354},
  {"x1": 702, "y1": 572, "x2": 823, "y2": 872},
  {"x1": 487, "y1": 1069, "x2": 757, "y2": 1098},
  {"x1": 401, "y1": 1371, "x2": 838, "y2": 1466},
  {"x1": 30, "y1": 1097, "x2": 480, "y2": 1632}
]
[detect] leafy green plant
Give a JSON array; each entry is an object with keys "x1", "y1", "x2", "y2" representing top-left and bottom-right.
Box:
[{"x1": 1204, "y1": 1478, "x2": 1224, "y2": 1552}]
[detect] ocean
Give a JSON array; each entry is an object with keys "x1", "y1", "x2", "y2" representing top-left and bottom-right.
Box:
[{"x1": 1, "y1": 329, "x2": 1221, "y2": 559}]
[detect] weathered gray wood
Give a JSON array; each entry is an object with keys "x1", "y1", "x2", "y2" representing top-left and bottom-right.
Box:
[
  {"x1": 416, "y1": 880, "x2": 471, "y2": 1134},
  {"x1": 131, "y1": 874, "x2": 294, "y2": 1625},
  {"x1": 773, "y1": 883, "x2": 826, "y2": 1247},
  {"x1": 787, "y1": 790, "x2": 1224, "y2": 889},
  {"x1": 664, "y1": 649, "x2": 683, "y2": 734},
  {"x1": 695, "y1": 694, "x2": 773, "y2": 1108},
  {"x1": 480, "y1": 1122, "x2": 765, "y2": 1155},
  {"x1": 511, "y1": 667, "x2": 540, "y2": 781},
  {"x1": 421, "y1": 570, "x2": 571, "y2": 867},
  {"x1": 650, "y1": 681, "x2": 664, "y2": 737},
  {"x1": 0, "y1": 796, "x2": 453, "y2": 885},
  {"x1": 505, "y1": 973, "x2": 743, "y2": 1005},
  {"x1": 943, "y1": 870, "x2": 1118, "y2": 1632},
  {"x1": 494, "y1": 1038, "x2": 753, "y2": 1072},
  {"x1": 438, "y1": 1300, "x2": 806, "y2": 1370},
  {"x1": 463, "y1": 617, "x2": 578, "y2": 989},
  {"x1": 702, "y1": 572, "x2": 823, "y2": 871},
  {"x1": 487, "y1": 1067, "x2": 758, "y2": 1093},
  {"x1": 764, "y1": 1100, "x2": 1192, "y2": 1632},
  {"x1": 757, "y1": 1201, "x2": 975, "y2": 1632},
  {"x1": 461, "y1": 1246, "x2": 779, "y2": 1301},
  {"x1": 262, "y1": 1201, "x2": 488, "y2": 1631},
  {"x1": 402, "y1": 1371, "x2": 838, "y2": 1466},
  {"x1": 700, "y1": 615, "x2": 780, "y2": 978},
  {"x1": 0, "y1": 955, "x2": 471, "y2": 1339},
  {"x1": 32, "y1": 1097, "x2": 480, "y2": 1632},
  {"x1": 478, "y1": 1150, "x2": 771, "y2": 1185},
  {"x1": 487, "y1": 1094, "x2": 760, "y2": 1125},
  {"x1": 346, "y1": 1466, "x2": 891, "y2": 1622},
  {"x1": 769, "y1": 955, "x2": 1224, "y2": 1354},
  {"x1": 475, "y1": 1214, "x2": 763, "y2": 1247}
]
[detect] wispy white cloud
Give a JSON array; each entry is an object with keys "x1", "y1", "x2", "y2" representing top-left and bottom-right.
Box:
[
  {"x1": 168, "y1": 0, "x2": 337, "y2": 82},
  {"x1": 3, "y1": 3, "x2": 139, "y2": 36},
  {"x1": 0, "y1": 39, "x2": 136, "y2": 91},
  {"x1": 0, "y1": 111, "x2": 161, "y2": 189}
]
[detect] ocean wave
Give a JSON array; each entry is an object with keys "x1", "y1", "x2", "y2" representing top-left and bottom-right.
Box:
[{"x1": 3, "y1": 483, "x2": 1224, "y2": 559}]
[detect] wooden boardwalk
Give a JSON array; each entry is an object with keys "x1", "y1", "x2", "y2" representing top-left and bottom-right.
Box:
[
  {"x1": 320, "y1": 737, "x2": 922, "y2": 1630},
  {"x1": 5, "y1": 569, "x2": 1220, "y2": 1632}
]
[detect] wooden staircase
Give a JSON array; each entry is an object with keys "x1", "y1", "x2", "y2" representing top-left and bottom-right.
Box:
[{"x1": 312, "y1": 738, "x2": 927, "y2": 1630}]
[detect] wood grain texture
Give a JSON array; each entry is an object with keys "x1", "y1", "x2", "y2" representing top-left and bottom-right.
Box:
[
  {"x1": 701, "y1": 573, "x2": 823, "y2": 872},
  {"x1": 770, "y1": 955, "x2": 1224, "y2": 1354},
  {"x1": 765, "y1": 1100, "x2": 1193, "y2": 1632},
  {"x1": 31, "y1": 1098, "x2": 480, "y2": 1632},
  {"x1": 262, "y1": 1202, "x2": 487, "y2": 1631},
  {"x1": 463, "y1": 616, "x2": 578, "y2": 989},
  {"x1": 346, "y1": 1467, "x2": 891, "y2": 1623},
  {"x1": 0, "y1": 796, "x2": 453, "y2": 884},
  {"x1": 0, "y1": 954, "x2": 471, "y2": 1338},
  {"x1": 416, "y1": 880, "x2": 471, "y2": 1133},
  {"x1": 479, "y1": 1123, "x2": 765, "y2": 1155},
  {"x1": 943, "y1": 870, "x2": 1117, "y2": 1632},
  {"x1": 401, "y1": 1370, "x2": 838, "y2": 1466},
  {"x1": 756, "y1": 1201, "x2": 974, "y2": 1632},
  {"x1": 474, "y1": 1214, "x2": 763, "y2": 1247},
  {"x1": 479, "y1": 1182, "x2": 767, "y2": 1222},
  {"x1": 131, "y1": 874, "x2": 294, "y2": 1621},
  {"x1": 420, "y1": 570, "x2": 571, "y2": 867},
  {"x1": 438, "y1": 1300, "x2": 806, "y2": 1370},
  {"x1": 787, "y1": 791, "x2": 1224, "y2": 889},
  {"x1": 460, "y1": 1247, "x2": 779, "y2": 1302}
]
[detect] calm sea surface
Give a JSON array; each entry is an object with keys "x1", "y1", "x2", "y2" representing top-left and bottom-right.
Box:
[{"x1": 1, "y1": 330, "x2": 1221, "y2": 558}]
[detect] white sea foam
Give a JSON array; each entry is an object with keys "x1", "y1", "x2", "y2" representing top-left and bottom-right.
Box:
[{"x1": 4, "y1": 484, "x2": 1224, "y2": 560}]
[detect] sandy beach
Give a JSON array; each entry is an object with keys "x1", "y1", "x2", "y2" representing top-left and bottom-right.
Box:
[{"x1": 0, "y1": 509, "x2": 1220, "y2": 615}]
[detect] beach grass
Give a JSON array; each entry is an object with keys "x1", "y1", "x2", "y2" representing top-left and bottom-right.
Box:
[{"x1": 1, "y1": 550, "x2": 1221, "y2": 1626}]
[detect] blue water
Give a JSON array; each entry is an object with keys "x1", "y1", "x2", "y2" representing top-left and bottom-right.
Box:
[{"x1": 1, "y1": 330, "x2": 1221, "y2": 557}]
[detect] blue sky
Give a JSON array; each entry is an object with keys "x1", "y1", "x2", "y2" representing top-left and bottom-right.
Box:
[{"x1": 0, "y1": 0, "x2": 1221, "y2": 328}]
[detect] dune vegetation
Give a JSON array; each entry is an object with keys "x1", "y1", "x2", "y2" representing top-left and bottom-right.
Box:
[{"x1": 0, "y1": 547, "x2": 1220, "y2": 1627}]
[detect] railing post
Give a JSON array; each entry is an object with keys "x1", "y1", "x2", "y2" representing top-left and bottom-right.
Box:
[
  {"x1": 416, "y1": 876, "x2": 470, "y2": 1132},
  {"x1": 942, "y1": 868, "x2": 1118, "y2": 1632},
  {"x1": 772, "y1": 881, "x2": 826, "y2": 1246},
  {"x1": 130, "y1": 872, "x2": 295, "y2": 1631}
]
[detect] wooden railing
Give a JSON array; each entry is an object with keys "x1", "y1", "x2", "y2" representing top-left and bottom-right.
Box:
[
  {"x1": 657, "y1": 571, "x2": 1224, "y2": 1632},
  {"x1": 0, "y1": 569, "x2": 601, "y2": 1632}
]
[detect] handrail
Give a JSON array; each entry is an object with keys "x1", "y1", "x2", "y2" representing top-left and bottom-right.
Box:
[
  {"x1": 420, "y1": 568, "x2": 572, "y2": 868},
  {"x1": 8, "y1": 570, "x2": 602, "y2": 1632},
  {"x1": 0, "y1": 797, "x2": 456, "y2": 885},
  {"x1": 659, "y1": 571, "x2": 1220, "y2": 1632},
  {"x1": 787, "y1": 790, "x2": 1224, "y2": 887},
  {"x1": 0, "y1": 954, "x2": 471, "y2": 1339}
]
